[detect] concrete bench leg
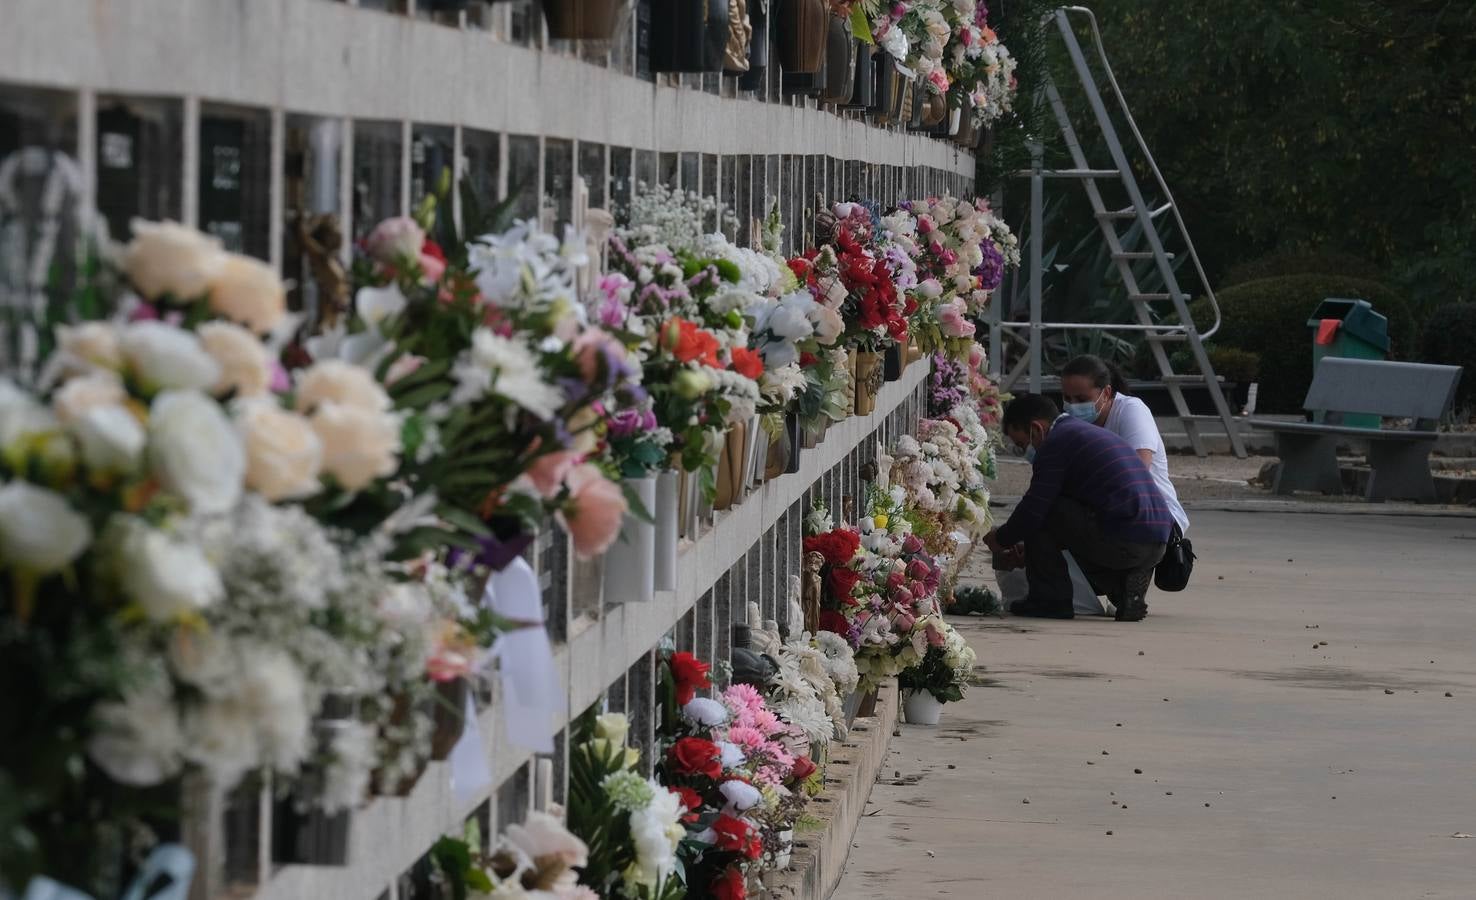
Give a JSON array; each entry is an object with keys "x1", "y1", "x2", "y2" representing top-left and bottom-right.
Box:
[
  {"x1": 1272, "y1": 432, "x2": 1342, "y2": 495},
  {"x1": 1365, "y1": 440, "x2": 1437, "y2": 502}
]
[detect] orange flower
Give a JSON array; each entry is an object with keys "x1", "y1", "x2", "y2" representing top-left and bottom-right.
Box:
[
  {"x1": 662, "y1": 317, "x2": 722, "y2": 368},
  {"x1": 729, "y1": 346, "x2": 764, "y2": 380}
]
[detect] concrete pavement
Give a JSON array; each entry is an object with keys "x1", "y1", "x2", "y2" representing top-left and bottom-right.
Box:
[{"x1": 834, "y1": 510, "x2": 1476, "y2": 899}]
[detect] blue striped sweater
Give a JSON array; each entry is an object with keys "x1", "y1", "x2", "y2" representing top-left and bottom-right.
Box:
[{"x1": 996, "y1": 415, "x2": 1173, "y2": 547}]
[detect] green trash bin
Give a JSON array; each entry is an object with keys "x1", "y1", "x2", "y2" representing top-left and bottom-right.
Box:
[{"x1": 1307, "y1": 297, "x2": 1390, "y2": 429}]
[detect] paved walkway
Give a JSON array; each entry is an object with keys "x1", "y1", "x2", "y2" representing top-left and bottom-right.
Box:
[{"x1": 835, "y1": 509, "x2": 1476, "y2": 899}]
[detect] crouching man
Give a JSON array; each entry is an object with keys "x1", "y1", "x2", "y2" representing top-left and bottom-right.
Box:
[{"x1": 983, "y1": 394, "x2": 1170, "y2": 622}]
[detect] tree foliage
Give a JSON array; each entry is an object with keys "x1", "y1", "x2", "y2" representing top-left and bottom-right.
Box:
[{"x1": 1088, "y1": 0, "x2": 1476, "y2": 303}]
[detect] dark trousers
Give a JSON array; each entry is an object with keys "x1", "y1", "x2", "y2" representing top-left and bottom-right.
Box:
[{"x1": 1022, "y1": 497, "x2": 1166, "y2": 611}]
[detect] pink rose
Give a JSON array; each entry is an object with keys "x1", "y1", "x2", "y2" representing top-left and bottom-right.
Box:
[
  {"x1": 926, "y1": 623, "x2": 947, "y2": 647},
  {"x1": 556, "y1": 463, "x2": 628, "y2": 560},
  {"x1": 938, "y1": 302, "x2": 976, "y2": 339},
  {"x1": 364, "y1": 217, "x2": 425, "y2": 265},
  {"x1": 893, "y1": 611, "x2": 916, "y2": 632},
  {"x1": 524, "y1": 450, "x2": 580, "y2": 499},
  {"x1": 418, "y1": 251, "x2": 446, "y2": 284}
]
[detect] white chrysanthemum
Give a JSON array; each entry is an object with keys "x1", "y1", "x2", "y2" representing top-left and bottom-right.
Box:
[
  {"x1": 451, "y1": 328, "x2": 565, "y2": 420},
  {"x1": 682, "y1": 697, "x2": 730, "y2": 727},
  {"x1": 777, "y1": 693, "x2": 834, "y2": 746},
  {"x1": 628, "y1": 782, "x2": 684, "y2": 885}
]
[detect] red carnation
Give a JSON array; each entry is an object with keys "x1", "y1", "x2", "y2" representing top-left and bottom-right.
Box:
[
  {"x1": 730, "y1": 346, "x2": 764, "y2": 380},
  {"x1": 672, "y1": 785, "x2": 705, "y2": 822},
  {"x1": 712, "y1": 865, "x2": 747, "y2": 900},
  {"x1": 828, "y1": 566, "x2": 862, "y2": 600},
  {"x1": 799, "y1": 351, "x2": 819, "y2": 367},
  {"x1": 791, "y1": 755, "x2": 818, "y2": 782},
  {"x1": 670, "y1": 651, "x2": 712, "y2": 705},
  {"x1": 669, "y1": 737, "x2": 723, "y2": 779},
  {"x1": 711, "y1": 813, "x2": 753, "y2": 853},
  {"x1": 803, "y1": 530, "x2": 861, "y2": 567}
]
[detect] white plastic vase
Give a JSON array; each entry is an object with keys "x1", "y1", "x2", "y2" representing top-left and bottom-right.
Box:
[
  {"x1": 653, "y1": 470, "x2": 680, "y2": 591},
  {"x1": 773, "y1": 828, "x2": 795, "y2": 870},
  {"x1": 603, "y1": 475, "x2": 656, "y2": 604},
  {"x1": 903, "y1": 689, "x2": 944, "y2": 725}
]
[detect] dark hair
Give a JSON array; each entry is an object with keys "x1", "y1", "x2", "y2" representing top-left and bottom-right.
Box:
[
  {"x1": 1001, "y1": 394, "x2": 1061, "y2": 432},
  {"x1": 1062, "y1": 354, "x2": 1131, "y2": 396}
]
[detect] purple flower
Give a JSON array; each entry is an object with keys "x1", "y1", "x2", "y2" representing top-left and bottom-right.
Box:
[{"x1": 975, "y1": 241, "x2": 1005, "y2": 292}]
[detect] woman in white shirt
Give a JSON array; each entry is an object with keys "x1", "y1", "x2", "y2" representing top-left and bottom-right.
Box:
[{"x1": 1060, "y1": 355, "x2": 1189, "y2": 537}]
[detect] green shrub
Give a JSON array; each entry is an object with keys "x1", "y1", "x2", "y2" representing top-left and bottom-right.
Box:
[
  {"x1": 1222, "y1": 251, "x2": 1383, "y2": 288},
  {"x1": 1165, "y1": 345, "x2": 1262, "y2": 385},
  {"x1": 1418, "y1": 303, "x2": 1476, "y2": 413},
  {"x1": 1186, "y1": 275, "x2": 1416, "y2": 413}
]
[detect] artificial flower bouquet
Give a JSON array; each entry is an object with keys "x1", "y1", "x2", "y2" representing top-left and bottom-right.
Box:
[
  {"x1": 941, "y1": 0, "x2": 1018, "y2": 128},
  {"x1": 567, "y1": 711, "x2": 687, "y2": 900},
  {"x1": 0, "y1": 218, "x2": 472, "y2": 891},
  {"x1": 657, "y1": 651, "x2": 819, "y2": 900},
  {"x1": 896, "y1": 617, "x2": 977, "y2": 705},
  {"x1": 325, "y1": 210, "x2": 639, "y2": 563}
]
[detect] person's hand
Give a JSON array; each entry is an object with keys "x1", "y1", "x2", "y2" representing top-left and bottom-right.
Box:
[{"x1": 995, "y1": 543, "x2": 1026, "y2": 571}]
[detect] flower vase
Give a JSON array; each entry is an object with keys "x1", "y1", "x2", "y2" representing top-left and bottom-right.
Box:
[
  {"x1": 907, "y1": 338, "x2": 924, "y2": 364},
  {"x1": 651, "y1": 0, "x2": 730, "y2": 73},
  {"x1": 678, "y1": 467, "x2": 702, "y2": 540},
  {"x1": 570, "y1": 549, "x2": 605, "y2": 619},
  {"x1": 844, "y1": 39, "x2": 874, "y2": 109},
  {"x1": 736, "y1": 0, "x2": 769, "y2": 90},
  {"x1": 604, "y1": 475, "x2": 657, "y2": 604},
  {"x1": 541, "y1": 0, "x2": 627, "y2": 39},
  {"x1": 429, "y1": 678, "x2": 469, "y2": 761},
  {"x1": 800, "y1": 418, "x2": 823, "y2": 450},
  {"x1": 372, "y1": 693, "x2": 429, "y2": 796},
  {"x1": 714, "y1": 422, "x2": 745, "y2": 511},
  {"x1": 773, "y1": 828, "x2": 795, "y2": 869},
  {"x1": 883, "y1": 343, "x2": 903, "y2": 382},
  {"x1": 854, "y1": 686, "x2": 879, "y2": 718},
  {"x1": 841, "y1": 348, "x2": 856, "y2": 418},
  {"x1": 654, "y1": 470, "x2": 680, "y2": 590},
  {"x1": 741, "y1": 414, "x2": 765, "y2": 494},
  {"x1": 776, "y1": 0, "x2": 827, "y2": 73},
  {"x1": 954, "y1": 100, "x2": 977, "y2": 147},
  {"x1": 272, "y1": 799, "x2": 351, "y2": 866},
  {"x1": 819, "y1": 16, "x2": 855, "y2": 105},
  {"x1": 903, "y1": 689, "x2": 944, "y2": 726},
  {"x1": 854, "y1": 350, "x2": 882, "y2": 416}
]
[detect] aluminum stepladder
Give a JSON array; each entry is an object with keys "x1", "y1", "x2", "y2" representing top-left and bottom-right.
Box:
[{"x1": 990, "y1": 5, "x2": 1247, "y2": 458}]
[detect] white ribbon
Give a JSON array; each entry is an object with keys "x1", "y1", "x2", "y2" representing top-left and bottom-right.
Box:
[{"x1": 486, "y1": 557, "x2": 566, "y2": 753}]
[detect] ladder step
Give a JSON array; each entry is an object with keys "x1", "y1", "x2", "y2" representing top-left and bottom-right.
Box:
[
  {"x1": 1014, "y1": 168, "x2": 1121, "y2": 179},
  {"x1": 1096, "y1": 208, "x2": 1139, "y2": 220},
  {"x1": 1128, "y1": 292, "x2": 1177, "y2": 301},
  {"x1": 1143, "y1": 332, "x2": 1189, "y2": 342},
  {"x1": 1160, "y1": 374, "x2": 1225, "y2": 385},
  {"x1": 1179, "y1": 414, "x2": 1236, "y2": 422},
  {"x1": 1112, "y1": 251, "x2": 1176, "y2": 261}
]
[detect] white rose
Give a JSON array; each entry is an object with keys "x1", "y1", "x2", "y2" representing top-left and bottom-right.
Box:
[
  {"x1": 117, "y1": 519, "x2": 224, "y2": 622},
  {"x1": 72, "y1": 405, "x2": 146, "y2": 474},
  {"x1": 57, "y1": 322, "x2": 123, "y2": 371},
  {"x1": 237, "y1": 400, "x2": 322, "y2": 501},
  {"x1": 311, "y1": 402, "x2": 400, "y2": 491},
  {"x1": 208, "y1": 253, "x2": 287, "y2": 335},
  {"x1": 0, "y1": 380, "x2": 60, "y2": 455},
  {"x1": 120, "y1": 321, "x2": 220, "y2": 394},
  {"x1": 148, "y1": 390, "x2": 245, "y2": 514},
  {"x1": 594, "y1": 713, "x2": 630, "y2": 745},
  {"x1": 52, "y1": 372, "x2": 127, "y2": 425},
  {"x1": 0, "y1": 481, "x2": 92, "y2": 573},
  {"x1": 123, "y1": 219, "x2": 225, "y2": 302},
  {"x1": 198, "y1": 321, "x2": 271, "y2": 397},
  {"x1": 295, "y1": 360, "x2": 391, "y2": 414}
]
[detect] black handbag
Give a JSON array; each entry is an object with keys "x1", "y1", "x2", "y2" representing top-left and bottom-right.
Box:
[{"x1": 1154, "y1": 524, "x2": 1195, "y2": 592}]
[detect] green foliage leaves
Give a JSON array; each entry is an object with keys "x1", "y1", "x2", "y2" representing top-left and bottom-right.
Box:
[
  {"x1": 1417, "y1": 303, "x2": 1476, "y2": 412},
  {"x1": 1086, "y1": 0, "x2": 1476, "y2": 302}
]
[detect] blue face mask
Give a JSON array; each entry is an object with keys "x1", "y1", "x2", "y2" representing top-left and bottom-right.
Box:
[{"x1": 1064, "y1": 400, "x2": 1100, "y2": 422}]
